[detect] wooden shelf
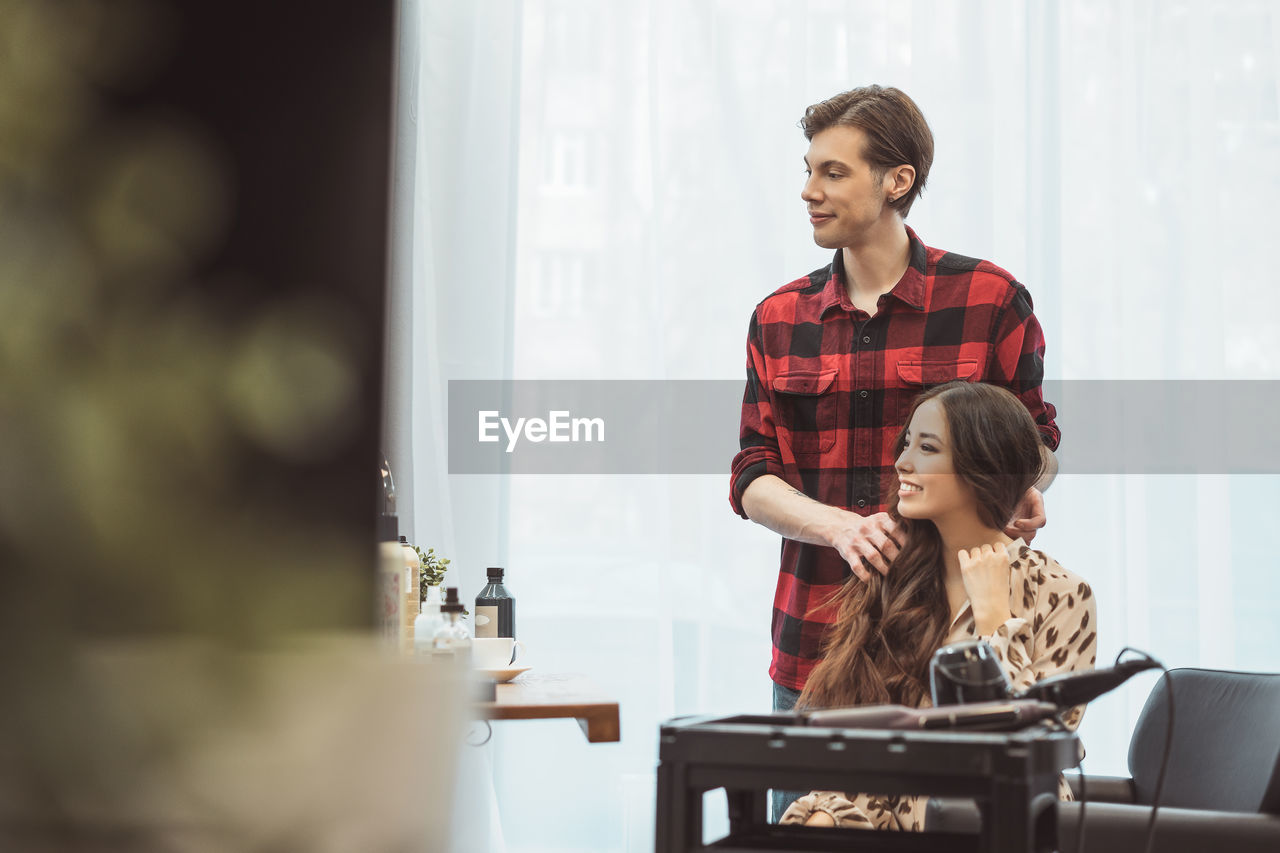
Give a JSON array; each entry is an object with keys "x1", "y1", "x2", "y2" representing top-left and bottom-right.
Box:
[{"x1": 476, "y1": 672, "x2": 620, "y2": 743}]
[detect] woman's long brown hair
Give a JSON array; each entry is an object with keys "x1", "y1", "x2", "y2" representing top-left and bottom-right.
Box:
[{"x1": 796, "y1": 381, "x2": 1046, "y2": 710}]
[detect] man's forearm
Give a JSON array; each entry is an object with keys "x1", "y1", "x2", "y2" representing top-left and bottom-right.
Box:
[
  {"x1": 742, "y1": 474, "x2": 902, "y2": 579},
  {"x1": 740, "y1": 474, "x2": 848, "y2": 547},
  {"x1": 1037, "y1": 446, "x2": 1058, "y2": 492}
]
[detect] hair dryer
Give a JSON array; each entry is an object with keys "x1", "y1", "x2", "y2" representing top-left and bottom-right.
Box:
[{"x1": 930, "y1": 639, "x2": 1163, "y2": 709}]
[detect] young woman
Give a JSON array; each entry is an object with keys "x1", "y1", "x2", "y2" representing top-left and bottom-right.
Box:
[{"x1": 781, "y1": 381, "x2": 1097, "y2": 831}]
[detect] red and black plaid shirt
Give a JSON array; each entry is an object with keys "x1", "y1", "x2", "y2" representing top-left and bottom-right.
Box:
[{"x1": 730, "y1": 227, "x2": 1059, "y2": 692}]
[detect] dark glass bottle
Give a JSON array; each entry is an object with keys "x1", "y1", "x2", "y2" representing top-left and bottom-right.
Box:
[{"x1": 474, "y1": 567, "x2": 515, "y2": 638}]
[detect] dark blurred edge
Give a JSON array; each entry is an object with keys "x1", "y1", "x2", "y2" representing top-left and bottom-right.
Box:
[
  {"x1": 0, "y1": 0, "x2": 396, "y2": 844},
  {"x1": 121, "y1": 2, "x2": 393, "y2": 571}
]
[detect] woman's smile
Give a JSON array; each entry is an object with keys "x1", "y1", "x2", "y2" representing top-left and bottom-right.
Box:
[{"x1": 893, "y1": 399, "x2": 973, "y2": 522}]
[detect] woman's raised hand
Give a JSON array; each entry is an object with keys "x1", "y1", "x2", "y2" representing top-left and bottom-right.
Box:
[{"x1": 957, "y1": 543, "x2": 1015, "y2": 636}]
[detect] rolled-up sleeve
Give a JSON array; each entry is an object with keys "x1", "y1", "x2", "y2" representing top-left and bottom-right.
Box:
[
  {"x1": 987, "y1": 283, "x2": 1059, "y2": 451},
  {"x1": 730, "y1": 309, "x2": 786, "y2": 517},
  {"x1": 780, "y1": 791, "x2": 884, "y2": 829}
]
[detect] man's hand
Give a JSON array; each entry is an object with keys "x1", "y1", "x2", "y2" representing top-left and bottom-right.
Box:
[
  {"x1": 957, "y1": 543, "x2": 1014, "y2": 635},
  {"x1": 1003, "y1": 486, "x2": 1046, "y2": 544},
  {"x1": 828, "y1": 511, "x2": 902, "y2": 582},
  {"x1": 739, "y1": 476, "x2": 901, "y2": 581}
]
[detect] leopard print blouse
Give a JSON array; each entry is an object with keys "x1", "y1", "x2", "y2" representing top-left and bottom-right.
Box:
[{"x1": 780, "y1": 540, "x2": 1097, "y2": 832}]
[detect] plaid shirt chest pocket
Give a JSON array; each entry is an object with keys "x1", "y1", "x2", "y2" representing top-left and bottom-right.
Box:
[
  {"x1": 771, "y1": 369, "x2": 839, "y2": 457},
  {"x1": 891, "y1": 358, "x2": 980, "y2": 424}
]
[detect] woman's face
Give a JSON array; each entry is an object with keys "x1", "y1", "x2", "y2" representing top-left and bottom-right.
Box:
[{"x1": 894, "y1": 399, "x2": 973, "y2": 522}]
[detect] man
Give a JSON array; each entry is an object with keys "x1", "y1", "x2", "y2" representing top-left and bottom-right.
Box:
[{"x1": 729, "y1": 85, "x2": 1059, "y2": 737}]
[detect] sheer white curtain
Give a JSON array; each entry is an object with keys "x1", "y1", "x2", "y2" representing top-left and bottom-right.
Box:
[{"x1": 397, "y1": 2, "x2": 1280, "y2": 850}]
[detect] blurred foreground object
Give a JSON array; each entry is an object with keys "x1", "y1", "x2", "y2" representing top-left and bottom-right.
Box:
[
  {"x1": 0, "y1": 635, "x2": 469, "y2": 852},
  {"x1": 0, "y1": 0, "x2": 431, "y2": 847}
]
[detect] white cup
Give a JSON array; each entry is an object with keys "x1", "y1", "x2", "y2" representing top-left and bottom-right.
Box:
[{"x1": 471, "y1": 637, "x2": 525, "y2": 670}]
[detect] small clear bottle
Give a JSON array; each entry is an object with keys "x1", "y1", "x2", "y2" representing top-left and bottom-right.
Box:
[
  {"x1": 432, "y1": 587, "x2": 470, "y2": 664},
  {"x1": 474, "y1": 567, "x2": 515, "y2": 639},
  {"x1": 414, "y1": 584, "x2": 444, "y2": 656}
]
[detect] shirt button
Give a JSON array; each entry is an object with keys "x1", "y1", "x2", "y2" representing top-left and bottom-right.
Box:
[
  {"x1": 859, "y1": 390, "x2": 869, "y2": 398},
  {"x1": 856, "y1": 499, "x2": 867, "y2": 508},
  {"x1": 862, "y1": 335, "x2": 871, "y2": 344}
]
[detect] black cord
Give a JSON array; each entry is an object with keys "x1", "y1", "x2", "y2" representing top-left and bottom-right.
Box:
[
  {"x1": 1111, "y1": 647, "x2": 1173, "y2": 853},
  {"x1": 466, "y1": 719, "x2": 493, "y2": 747}
]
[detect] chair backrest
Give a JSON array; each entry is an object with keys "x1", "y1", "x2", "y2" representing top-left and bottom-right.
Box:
[{"x1": 1128, "y1": 667, "x2": 1280, "y2": 813}]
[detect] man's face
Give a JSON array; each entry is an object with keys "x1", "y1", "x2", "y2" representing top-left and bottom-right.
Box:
[{"x1": 801, "y1": 126, "x2": 895, "y2": 249}]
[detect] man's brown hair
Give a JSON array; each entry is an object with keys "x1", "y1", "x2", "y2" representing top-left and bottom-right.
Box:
[{"x1": 801, "y1": 85, "x2": 935, "y2": 217}]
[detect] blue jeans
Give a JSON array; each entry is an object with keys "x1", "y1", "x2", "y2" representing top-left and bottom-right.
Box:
[{"x1": 771, "y1": 681, "x2": 805, "y2": 823}]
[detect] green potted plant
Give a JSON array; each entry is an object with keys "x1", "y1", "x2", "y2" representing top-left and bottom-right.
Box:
[
  {"x1": 416, "y1": 546, "x2": 450, "y2": 603},
  {"x1": 414, "y1": 546, "x2": 467, "y2": 617}
]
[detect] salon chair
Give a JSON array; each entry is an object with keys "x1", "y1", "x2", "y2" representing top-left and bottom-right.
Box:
[{"x1": 929, "y1": 667, "x2": 1280, "y2": 852}]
